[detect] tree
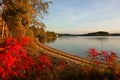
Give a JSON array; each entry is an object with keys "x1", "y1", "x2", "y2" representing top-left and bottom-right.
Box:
[
  {"x1": 1, "y1": 0, "x2": 51, "y2": 38},
  {"x1": 38, "y1": 27, "x2": 46, "y2": 43},
  {"x1": 46, "y1": 31, "x2": 57, "y2": 38},
  {"x1": 46, "y1": 31, "x2": 57, "y2": 43},
  {"x1": 31, "y1": 20, "x2": 46, "y2": 38}
]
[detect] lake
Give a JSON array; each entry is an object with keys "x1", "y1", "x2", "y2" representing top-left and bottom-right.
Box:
[{"x1": 46, "y1": 36, "x2": 120, "y2": 58}]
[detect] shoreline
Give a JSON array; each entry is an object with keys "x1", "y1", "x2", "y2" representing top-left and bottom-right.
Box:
[{"x1": 35, "y1": 38, "x2": 91, "y2": 65}]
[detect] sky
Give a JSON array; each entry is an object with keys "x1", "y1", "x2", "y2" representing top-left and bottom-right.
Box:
[{"x1": 43, "y1": 0, "x2": 120, "y2": 34}]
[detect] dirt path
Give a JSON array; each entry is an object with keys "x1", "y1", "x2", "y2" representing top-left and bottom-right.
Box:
[{"x1": 35, "y1": 38, "x2": 91, "y2": 65}]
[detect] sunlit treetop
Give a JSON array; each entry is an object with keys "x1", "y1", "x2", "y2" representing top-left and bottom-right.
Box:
[{"x1": 1, "y1": 0, "x2": 51, "y2": 38}]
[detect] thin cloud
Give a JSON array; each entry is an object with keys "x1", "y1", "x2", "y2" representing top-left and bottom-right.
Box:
[{"x1": 43, "y1": 0, "x2": 120, "y2": 33}]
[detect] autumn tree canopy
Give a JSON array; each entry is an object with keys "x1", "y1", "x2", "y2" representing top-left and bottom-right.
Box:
[{"x1": 1, "y1": 0, "x2": 51, "y2": 38}]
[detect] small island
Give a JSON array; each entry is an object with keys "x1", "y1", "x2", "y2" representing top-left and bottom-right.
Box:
[{"x1": 81, "y1": 31, "x2": 111, "y2": 36}]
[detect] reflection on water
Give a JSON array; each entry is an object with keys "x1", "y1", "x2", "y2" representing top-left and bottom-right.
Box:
[
  {"x1": 39, "y1": 37, "x2": 57, "y2": 44},
  {"x1": 46, "y1": 36, "x2": 120, "y2": 58},
  {"x1": 86, "y1": 36, "x2": 109, "y2": 41},
  {"x1": 47, "y1": 37, "x2": 57, "y2": 43},
  {"x1": 86, "y1": 36, "x2": 109, "y2": 51}
]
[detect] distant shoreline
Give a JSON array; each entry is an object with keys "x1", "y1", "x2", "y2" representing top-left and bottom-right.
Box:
[{"x1": 57, "y1": 31, "x2": 120, "y2": 37}]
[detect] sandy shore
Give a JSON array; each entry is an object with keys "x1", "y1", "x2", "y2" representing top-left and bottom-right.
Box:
[{"x1": 35, "y1": 39, "x2": 92, "y2": 65}]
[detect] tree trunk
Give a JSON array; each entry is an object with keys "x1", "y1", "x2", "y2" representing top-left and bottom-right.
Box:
[
  {"x1": 1, "y1": 21, "x2": 5, "y2": 39},
  {"x1": 2, "y1": 21, "x2": 8, "y2": 38}
]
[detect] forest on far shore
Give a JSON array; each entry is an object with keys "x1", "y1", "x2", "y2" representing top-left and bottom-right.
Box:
[{"x1": 57, "y1": 31, "x2": 120, "y2": 36}]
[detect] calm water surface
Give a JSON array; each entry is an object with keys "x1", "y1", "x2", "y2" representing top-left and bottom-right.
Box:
[{"x1": 46, "y1": 36, "x2": 120, "y2": 58}]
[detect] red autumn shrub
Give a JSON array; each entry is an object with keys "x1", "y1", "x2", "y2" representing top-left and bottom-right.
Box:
[
  {"x1": 34, "y1": 54, "x2": 52, "y2": 71},
  {"x1": 88, "y1": 48, "x2": 119, "y2": 67},
  {"x1": 0, "y1": 37, "x2": 35, "y2": 79},
  {"x1": 88, "y1": 48, "x2": 98, "y2": 59},
  {"x1": 20, "y1": 36, "x2": 34, "y2": 46},
  {"x1": 0, "y1": 37, "x2": 52, "y2": 79},
  {"x1": 58, "y1": 60, "x2": 66, "y2": 71}
]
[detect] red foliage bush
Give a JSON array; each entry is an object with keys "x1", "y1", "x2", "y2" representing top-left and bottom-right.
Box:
[
  {"x1": 88, "y1": 48, "x2": 98, "y2": 59},
  {"x1": 34, "y1": 54, "x2": 52, "y2": 71},
  {"x1": 0, "y1": 37, "x2": 52, "y2": 79},
  {"x1": 58, "y1": 60, "x2": 66, "y2": 71},
  {"x1": 0, "y1": 37, "x2": 34, "y2": 79},
  {"x1": 88, "y1": 48, "x2": 119, "y2": 67}
]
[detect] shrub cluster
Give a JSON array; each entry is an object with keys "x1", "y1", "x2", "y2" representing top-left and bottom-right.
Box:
[{"x1": 0, "y1": 37, "x2": 54, "y2": 79}]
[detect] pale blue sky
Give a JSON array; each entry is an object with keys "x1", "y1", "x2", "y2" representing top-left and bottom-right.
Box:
[{"x1": 43, "y1": 0, "x2": 120, "y2": 34}]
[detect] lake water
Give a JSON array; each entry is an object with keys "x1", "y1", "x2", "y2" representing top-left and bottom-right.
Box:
[{"x1": 46, "y1": 36, "x2": 120, "y2": 58}]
